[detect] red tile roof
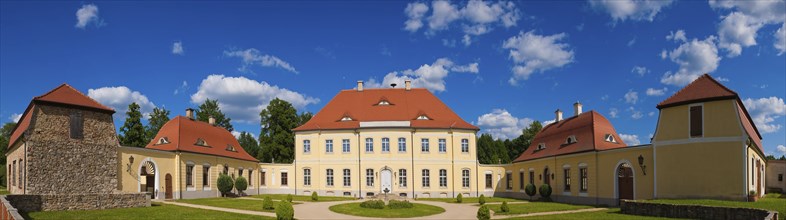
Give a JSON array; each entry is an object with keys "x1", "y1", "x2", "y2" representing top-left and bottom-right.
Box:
[
  {"x1": 513, "y1": 111, "x2": 627, "y2": 162},
  {"x1": 146, "y1": 116, "x2": 258, "y2": 162},
  {"x1": 293, "y1": 88, "x2": 478, "y2": 131},
  {"x1": 8, "y1": 84, "x2": 115, "y2": 149}
]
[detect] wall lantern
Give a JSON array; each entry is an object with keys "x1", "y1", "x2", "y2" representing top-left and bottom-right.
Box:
[
  {"x1": 126, "y1": 156, "x2": 135, "y2": 173},
  {"x1": 638, "y1": 155, "x2": 647, "y2": 175},
  {"x1": 551, "y1": 173, "x2": 555, "y2": 180}
]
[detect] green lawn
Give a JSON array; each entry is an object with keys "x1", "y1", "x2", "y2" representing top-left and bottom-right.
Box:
[
  {"x1": 178, "y1": 197, "x2": 298, "y2": 213},
  {"x1": 503, "y1": 208, "x2": 681, "y2": 220},
  {"x1": 418, "y1": 196, "x2": 527, "y2": 203},
  {"x1": 23, "y1": 202, "x2": 272, "y2": 220},
  {"x1": 646, "y1": 193, "x2": 786, "y2": 220},
  {"x1": 0, "y1": 186, "x2": 9, "y2": 195},
  {"x1": 487, "y1": 202, "x2": 594, "y2": 215},
  {"x1": 251, "y1": 194, "x2": 356, "y2": 202},
  {"x1": 329, "y1": 202, "x2": 445, "y2": 218}
]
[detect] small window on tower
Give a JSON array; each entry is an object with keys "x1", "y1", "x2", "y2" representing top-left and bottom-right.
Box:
[
  {"x1": 565, "y1": 136, "x2": 577, "y2": 144},
  {"x1": 604, "y1": 134, "x2": 617, "y2": 143},
  {"x1": 340, "y1": 116, "x2": 353, "y2": 121},
  {"x1": 417, "y1": 115, "x2": 430, "y2": 120},
  {"x1": 378, "y1": 100, "x2": 390, "y2": 106},
  {"x1": 157, "y1": 137, "x2": 170, "y2": 145},
  {"x1": 536, "y1": 143, "x2": 546, "y2": 151}
]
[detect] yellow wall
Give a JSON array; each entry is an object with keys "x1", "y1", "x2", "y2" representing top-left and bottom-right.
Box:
[
  {"x1": 6, "y1": 141, "x2": 25, "y2": 194},
  {"x1": 654, "y1": 100, "x2": 743, "y2": 141},
  {"x1": 117, "y1": 147, "x2": 176, "y2": 199}
]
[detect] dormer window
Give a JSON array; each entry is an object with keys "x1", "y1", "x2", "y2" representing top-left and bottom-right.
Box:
[
  {"x1": 340, "y1": 116, "x2": 353, "y2": 121},
  {"x1": 604, "y1": 134, "x2": 617, "y2": 143},
  {"x1": 156, "y1": 137, "x2": 170, "y2": 145},
  {"x1": 416, "y1": 115, "x2": 430, "y2": 120},
  {"x1": 536, "y1": 143, "x2": 546, "y2": 151},
  {"x1": 195, "y1": 138, "x2": 209, "y2": 147},
  {"x1": 565, "y1": 136, "x2": 577, "y2": 144},
  {"x1": 226, "y1": 144, "x2": 236, "y2": 152},
  {"x1": 378, "y1": 100, "x2": 390, "y2": 105}
]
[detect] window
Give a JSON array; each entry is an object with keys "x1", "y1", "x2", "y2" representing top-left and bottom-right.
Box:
[
  {"x1": 398, "y1": 138, "x2": 407, "y2": 152},
  {"x1": 529, "y1": 171, "x2": 534, "y2": 185},
  {"x1": 249, "y1": 171, "x2": 253, "y2": 186},
  {"x1": 261, "y1": 171, "x2": 266, "y2": 186},
  {"x1": 343, "y1": 169, "x2": 351, "y2": 187},
  {"x1": 519, "y1": 171, "x2": 524, "y2": 189},
  {"x1": 326, "y1": 169, "x2": 334, "y2": 186},
  {"x1": 579, "y1": 167, "x2": 589, "y2": 192},
  {"x1": 485, "y1": 173, "x2": 492, "y2": 188},
  {"x1": 604, "y1": 134, "x2": 617, "y2": 143},
  {"x1": 378, "y1": 100, "x2": 391, "y2": 106},
  {"x1": 203, "y1": 165, "x2": 210, "y2": 186},
  {"x1": 186, "y1": 164, "x2": 194, "y2": 187},
  {"x1": 239, "y1": 169, "x2": 244, "y2": 177},
  {"x1": 366, "y1": 169, "x2": 374, "y2": 186},
  {"x1": 342, "y1": 139, "x2": 350, "y2": 153},
  {"x1": 690, "y1": 105, "x2": 703, "y2": 137},
  {"x1": 226, "y1": 144, "x2": 236, "y2": 152},
  {"x1": 19, "y1": 160, "x2": 23, "y2": 188},
  {"x1": 421, "y1": 139, "x2": 430, "y2": 152},
  {"x1": 422, "y1": 169, "x2": 430, "y2": 187},
  {"x1": 505, "y1": 172, "x2": 512, "y2": 190},
  {"x1": 281, "y1": 172, "x2": 288, "y2": 186},
  {"x1": 195, "y1": 138, "x2": 208, "y2": 147},
  {"x1": 303, "y1": 140, "x2": 311, "y2": 153},
  {"x1": 564, "y1": 168, "x2": 571, "y2": 191},
  {"x1": 439, "y1": 169, "x2": 448, "y2": 187},
  {"x1": 399, "y1": 169, "x2": 407, "y2": 187},
  {"x1": 537, "y1": 143, "x2": 546, "y2": 150},
  {"x1": 156, "y1": 137, "x2": 170, "y2": 145},
  {"x1": 778, "y1": 174, "x2": 783, "y2": 182},
  {"x1": 417, "y1": 115, "x2": 430, "y2": 120},
  {"x1": 566, "y1": 136, "x2": 577, "y2": 144},
  {"x1": 326, "y1": 140, "x2": 334, "y2": 153},
  {"x1": 341, "y1": 116, "x2": 353, "y2": 121},
  {"x1": 304, "y1": 169, "x2": 311, "y2": 186},
  {"x1": 462, "y1": 170, "x2": 470, "y2": 188},
  {"x1": 365, "y1": 138, "x2": 374, "y2": 152},
  {"x1": 438, "y1": 139, "x2": 447, "y2": 152},
  {"x1": 381, "y1": 138, "x2": 390, "y2": 152},
  {"x1": 461, "y1": 139, "x2": 469, "y2": 153},
  {"x1": 11, "y1": 161, "x2": 16, "y2": 187},
  {"x1": 69, "y1": 111, "x2": 83, "y2": 139}
]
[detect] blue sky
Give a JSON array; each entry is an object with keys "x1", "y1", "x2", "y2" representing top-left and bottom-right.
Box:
[{"x1": 1, "y1": 1, "x2": 785, "y2": 156}]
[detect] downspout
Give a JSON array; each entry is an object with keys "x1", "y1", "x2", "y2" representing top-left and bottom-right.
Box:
[
  {"x1": 357, "y1": 129, "x2": 361, "y2": 198},
  {"x1": 178, "y1": 152, "x2": 182, "y2": 200}
]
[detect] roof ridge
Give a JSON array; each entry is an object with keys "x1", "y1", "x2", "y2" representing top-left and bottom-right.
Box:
[{"x1": 33, "y1": 83, "x2": 69, "y2": 100}]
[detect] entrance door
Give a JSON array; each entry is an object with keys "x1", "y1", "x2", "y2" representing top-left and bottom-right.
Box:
[
  {"x1": 165, "y1": 174, "x2": 173, "y2": 199},
  {"x1": 756, "y1": 160, "x2": 761, "y2": 196},
  {"x1": 543, "y1": 168, "x2": 550, "y2": 185},
  {"x1": 617, "y1": 164, "x2": 634, "y2": 202},
  {"x1": 380, "y1": 169, "x2": 392, "y2": 194}
]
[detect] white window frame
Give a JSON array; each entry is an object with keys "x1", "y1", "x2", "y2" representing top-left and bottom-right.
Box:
[
  {"x1": 462, "y1": 169, "x2": 471, "y2": 188},
  {"x1": 421, "y1": 138, "x2": 430, "y2": 153},
  {"x1": 365, "y1": 138, "x2": 374, "y2": 153},
  {"x1": 325, "y1": 139, "x2": 334, "y2": 153},
  {"x1": 398, "y1": 137, "x2": 407, "y2": 153},
  {"x1": 461, "y1": 139, "x2": 469, "y2": 153},
  {"x1": 422, "y1": 169, "x2": 430, "y2": 188},
  {"x1": 439, "y1": 169, "x2": 448, "y2": 188},
  {"x1": 399, "y1": 169, "x2": 407, "y2": 188},
  {"x1": 303, "y1": 140, "x2": 311, "y2": 153},
  {"x1": 303, "y1": 168, "x2": 311, "y2": 186},
  {"x1": 366, "y1": 169, "x2": 374, "y2": 187},
  {"x1": 438, "y1": 139, "x2": 447, "y2": 153},
  {"x1": 343, "y1": 169, "x2": 351, "y2": 187},
  {"x1": 381, "y1": 138, "x2": 390, "y2": 152},
  {"x1": 342, "y1": 139, "x2": 350, "y2": 153},
  {"x1": 326, "y1": 169, "x2": 334, "y2": 187}
]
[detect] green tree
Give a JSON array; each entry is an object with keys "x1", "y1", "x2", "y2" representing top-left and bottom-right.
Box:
[
  {"x1": 780, "y1": 155, "x2": 786, "y2": 160},
  {"x1": 298, "y1": 112, "x2": 313, "y2": 125},
  {"x1": 477, "y1": 134, "x2": 495, "y2": 164},
  {"x1": 509, "y1": 121, "x2": 543, "y2": 161},
  {"x1": 0, "y1": 122, "x2": 17, "y2": 165},
  {"x1": 217, "y1": 173, "x2": 234, "y2": 197},
  {"x1": 145, "y1": 107, "x2": 170, "y2": 141},
  {"x1": 478, "y1": 194, "x2": 486, "y2": 205},
  {"x1": 238, "y1": 132, "x2": 259, "y2": 158},
  {"x1": 258, "y1": 98, "x2": 299, "y2": 163},
  {"x1": 493, "y1": 139, "x2": 510, "y2": 164},
  {"x1": 196, "y1": 99, "x2": 234, "y2": 131},
  {"x1": 477, "y1": 205, "x2": 490, "y2": 220},
  {"x1": 235, "y1": 176, "x2": 248, "y2": 194},
  {"x1": 766, "y1": 155, "x2": 777, "y2": 160},
  {"x1": 119, "y1": 103, "x2": 147, "y2": 147}
]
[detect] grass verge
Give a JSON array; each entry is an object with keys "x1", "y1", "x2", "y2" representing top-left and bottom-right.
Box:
[
  {"x1": 22, "y1": 202, "x2": 272, "y2": 220},
  {"x1": 329, "y1": 202, "x2": 445, "y2": 218}
]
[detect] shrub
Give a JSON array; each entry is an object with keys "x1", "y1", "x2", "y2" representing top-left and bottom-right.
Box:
[
  {"x1": 525, "y1": 184, "x2": 536, "y2": 199},
  {"x1": 217, "y1": 174, "x2": 234, "y2": 197},
  {"x1": 262, "y1": 196, "x2": 275, "y2": 210},
  {"x1": 749, "y1": 190, "x2": 757, "y2": 196},
  {"x1": 388, "y1": 200, "x2": 413, "y2": 209},
  {"x1": 311, "y1": 191, "x2": 319, "y2": 201},
  {"x1": 286, "y1": 194, "x2": 293, "y2": 202},
  {"x1": 360, "y1": 200, "x2": 385, "y2": 209},
  {"x1": 477, "y1": 205, "x2": 490, "y2": 220},
  {"x1": 500, "y1": 201, "x2": 510, "y2": 213},
  {"x1": 275, "y1": 201, "x2": 294, "y2": 220},
  {"x1": 539, "y1": 184, "x2": 552, "y2": 199},
  {"x1": 456, "y1": 193, "x2": 463, "y2": 203},
  {"x1": 234, "y1": 176, "x2": 248, "y2": 194},
  {"x1": 478, "y1": 194, "x2": 486, "y2": 205}
]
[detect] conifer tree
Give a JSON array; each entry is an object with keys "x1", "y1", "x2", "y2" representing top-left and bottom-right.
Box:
[
  {"x1": 146, "y1": 107, "x2": 170, "y2": 140},
  {"x1": 196, "y1": 99, "x2": 233, "y2": 131},
  {"x1": 119, "y1": 102, "x2": 147, "y2": 147}
]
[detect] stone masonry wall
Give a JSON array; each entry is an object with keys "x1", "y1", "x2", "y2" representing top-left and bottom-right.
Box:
[
  {"x1": 6, "y1": 193, "x2": 149, "y2": 212},
  {"x1": 621, "y1": 200, "x2": 778, "y2": 220},
  {"x1": 25, "y1": 104, "x2": 119, "y2": 194}
]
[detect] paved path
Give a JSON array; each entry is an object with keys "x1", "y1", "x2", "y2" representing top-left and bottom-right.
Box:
[
  {"x1": 158, "y1": 200, "x2": 277, "y2": 218},
  {"x1": 491, "y1": 207, "x2": 607, "y2": 219}
]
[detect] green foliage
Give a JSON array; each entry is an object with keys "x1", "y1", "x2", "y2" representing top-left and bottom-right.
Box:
[
  {"x1": 234, "y1": 176, "x2": 248, "y2": 193},
  {"x1": 275, "y1": 201, "x2": 294, "y2": 220},
  {"x1": 525, "y1": 184, "x2": 537, "y2": 198},
  {"x1": 500, "y1": 201, "x2": 510, "y2": 213},
  {"x1": 145, "y1": 107, "x2": 170, "y2": 141},
  {"x1": 780, "y1": 155, "x2": 786, "y2": 160},
  {"x1": 237, "y1": 132, "x2": 259, "y2": 158},
  {"x1": 119, "y1": 103, "x2": 147, "y2": 147},
  {"x1": 387, "y1": 200, "x2": 413, "y2": 209},
  {"x1": 478, "y1": 194, "x2": 486, "y2": 205},
  {"x1": 196, "y1": 99, "x2": 234, "y2": 131},
  {"x1": 286, "y1": 194, "x2": 293, "y2": 202},
  {"x1": 510, "y1": 121, "x2": 543, "y2": 161},
  {"x1": 262, "y1": 196, "x2": 274, "y2": 210},
  {"x1": 477, "y1": 205, "x2": 490, "y2": 220},
  {"x1": 456, "y1": 193, "x2": 463, "y2": 203},
  {"x1": 258, "y1": 98, "x2": 311, "y2": 163},
  {"x1": 311, "y1": 191, "x2": 319, "y2": 201},
  {"x1": 477, "y1": 134, "x2": 510, "y2": 164},
  {"x1": 539, "y1": 184, "x2": 552, "y2": 198},
  {"x1": 765, "y1": 155, "x2": 777, "y2": 160},
  {"x1": 360, "y1": 200, "x2": 385, "y2": 209},
  {"x1": 217, "y1": 174, "x2": 234, "y2": 197},
  {"x1": 0, "y1": 122, "x2": 16, "y2": 165}
]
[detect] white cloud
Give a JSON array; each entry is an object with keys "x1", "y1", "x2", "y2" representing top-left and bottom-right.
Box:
[
  {"x1": 589, "y1": 0, "x2": 674, "y2": 22},
  {"x1": 660, "y1": 36, "x2": 721, "y2": 86},
  {"x1": 223, "y1": 48, "x2": 298, "y2": 74},
  {"x1": 646, "y1": 87, "x2": 668, "y2": 96},
  {"x1": 9, "y1": 113, "x2": 21, "y2": 123},
  {"x1": 406, "y1": 0, "x2": 520, "y2": 43},
  {"x1": 365, "y1": 58, "x2": 478, "y2": 93},
  {"x1": 476, "y1": 109, "x2": 534, "y2": 140},
  {"x1": 601, "y1": 95, "x2": 609, "y2": 101},
  {"x1": 624, "y1": 90, "x2": 639, "y2": 104},
  {"x1": 609, "y1": 108, "x2": 619, "y2": 118},
  {"x1": 648, "y1": 111, "x2": 655, "y2": 117},
  {"x1": 462, "y1": 34, "x2": 472, "y2": 46},
  {"x1": 173, "y1": 81, "x2": 189, "y2": 95},
  {"x1": 628, "y1": 107, "x2": 643, "y2": 119},
  {"x1": 231, "y1": 131, "x2": 256, "y2": 139},
  {"x1": 710, "y1": 0, "x2": 786, "y2": 57},
  {"x1": 778, "y1": 145, "x2": 786, "y2": 156},
  {"x1": 172, "y1": 41, "x2": 184, "y2": 55},
  {"x1": 404, "y1": 2, "x2": 430, "y2": 32},
  {"x1": 627, "y1": 37, "x2": 636, "y2": 47},
  {"x1": 631, "y1": 66, "x2": 649, "y2": 76},
  {"x1": 619, "y1": 134, "x2": 641, "y2": 145},
  {"x1": 191, "y1": 74, "x2": 319, "y2": 123},
  {"x1": 715, "y1": 76, "x2": 730, "y2": 82},
  {"x1": 74, "y1": 4, "x2": 102, "y2": 29},
  {"x1": 776, "y1": 23, "x2": 786, "y2": 55},
  {"x1": 666, "y1": 29, "x2": 687, "y2": 42},
  {"x1": 88, "y1": 86, "x2": 156, "y2": 119},
  {"x1": 503, "y1": 31, "x2": 574, "y2": 84},
  {"x1": 743, "y1": 97, "x2": 786, "y2": 133}
]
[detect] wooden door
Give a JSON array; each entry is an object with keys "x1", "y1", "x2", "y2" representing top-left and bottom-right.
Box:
[
  {"x1": 165, "y1": 174, "x2": 173, "y2": 199},
  {"x1": 618, "y1": 165, "x2": 634, "y2": 201},
  {"x1": 756, "y1": 161, "x2": 761, "y2": 196}
]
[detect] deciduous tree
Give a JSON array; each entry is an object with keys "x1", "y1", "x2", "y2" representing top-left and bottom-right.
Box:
[{"x1": 196, "y1": 99, "x2": 234, "y2": 131}]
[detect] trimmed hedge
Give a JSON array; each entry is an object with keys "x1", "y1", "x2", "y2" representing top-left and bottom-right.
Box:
[
  {"x1": 478, "y1": 194, "x2": 486, "y2": 205},
  {"x1": 275, "y1": 201, "x2": 294, "y2": 220},
  {"x1": 262, "y1": 196, "x2": 275, "y2": 210},
  {"x1": 311, "y1": 191, "x2": 319, "y2": 201},
  {"x1": 501, "y1": 201, "x2": 510, "y2": 213},
  {"x1": 388, "y1": 200, "x2": 413, "y2": 209},
  {"x1": 286, "y1": 194, "x2": 293, "y2": 202},
  {"x1": 539, "y1": 184, "x2": 552, "y2": 199},
  {"x1": 456, "y1": 193, "x2": 463, "y2": 203},
  {"x1": 235, "y1": 176, "x2": 248, "y2": 193},
  {"x1": 525, "y1": 184, "x2": 537, "y2": 198},
  {"x1": 217, "y1": 174, "x2": 234, "y2": 197},
  {"x1": 477, "y1": 205, "x2": 490, "y2": 220},
  {"x1": 360, "y1": 200, "x2": 385, "y2": 209}
]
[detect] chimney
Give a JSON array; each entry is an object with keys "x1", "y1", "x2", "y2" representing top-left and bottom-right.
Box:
[
  {"x1": 186, "y1": 108, "x2": 194, "y2": 120},
  {"x1": 573, "y1": 101, "x2": 583, "y2": 116},
  {"x1": 555, "y1": 109, "x2": 563, "y2": 122},
  {"x1": 357, "y1": 80, "x2": 364, "y2": 92},
  {"x1": 405, "y1": 80, "x2": 411, "y2": 91},
  {"x1": 209, "y1": 116, "x2": 216, "y2": 126}
]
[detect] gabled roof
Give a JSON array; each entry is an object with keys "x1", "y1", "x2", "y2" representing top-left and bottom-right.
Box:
[
  {"x1": 657, "y1": 74, "x2": 737, "y2": 109},
  {"x1": 513, "y1": 111, "x2": 627, "y2": 162},
  {"x1": 8, "y1": 84, "x2": 115, "y2": 149},
  {"x1": 146, "y1": 116, "x2": 258, "y2": 162},
  {"x1": 293, "y1": 88, "x2": 478, "y2": 131}
]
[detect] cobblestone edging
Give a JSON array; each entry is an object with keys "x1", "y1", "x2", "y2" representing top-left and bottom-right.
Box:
[
  {"x1": 621, "y1": 200, "x2": 778, "y2": 220},
  {"x1": 6, "y1": 193, "x2": 150, "y2": 212}
]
